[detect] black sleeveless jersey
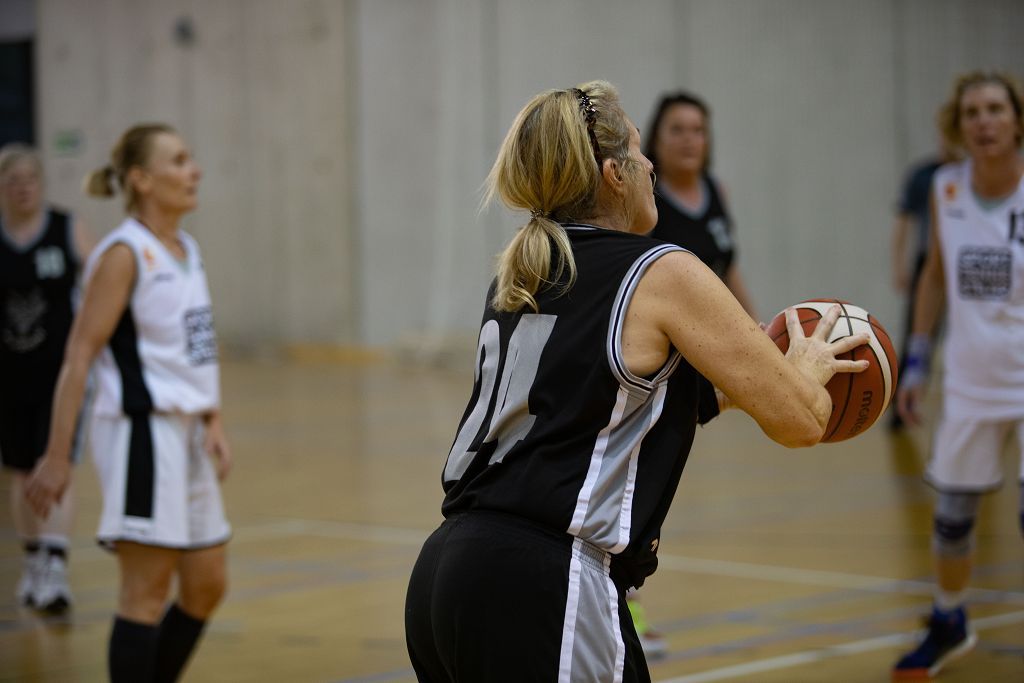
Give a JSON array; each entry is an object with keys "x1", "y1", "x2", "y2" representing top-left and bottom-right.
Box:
[
  {"x1": 441, "y1": 224, "x2": 714, "y2": 589},
  {"x1": 650, "y1": 175, "x2": 734, "y2": 280},
  {"x1": 0, "y1": 209, "x2": 78, "y2": 404}
]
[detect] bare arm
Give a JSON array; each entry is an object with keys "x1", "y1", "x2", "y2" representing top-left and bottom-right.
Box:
[
  {"x1": 202, "y1": 410, "x2": 233, "y2": 481},
  {"x1": 909, "y1": 195, "x2": 945, "y2": 338},
  {"x1": 897, "y1": 194, "x2": 945, "y2": 425},
  {"x1": 624, "y1": 252, "x2": 867, "y2": 448},
  {"x1": 724, "y1": 262, "x2": 758, "y2": 320},
  {"x1": 891, "y1": 213, "x2": 913, "y2": 292},
  {"x1": 716, "y1": 183, "x2": 757, "y2": 320},
  {"x1": 71, "y1": 217, "x2": 96, "y2": 264},
  {"x1": 26, "y1": 243, "x2": 136, "y2": 516}
]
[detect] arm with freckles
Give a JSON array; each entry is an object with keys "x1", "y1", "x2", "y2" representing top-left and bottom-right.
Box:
[{"x1": 627, "y1": 252, "x2": 868, "y2": 448}]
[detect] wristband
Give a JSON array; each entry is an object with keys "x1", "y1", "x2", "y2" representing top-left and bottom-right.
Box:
[{"x1": 901, "y1": 333, "x2": 931, "y2": 389}]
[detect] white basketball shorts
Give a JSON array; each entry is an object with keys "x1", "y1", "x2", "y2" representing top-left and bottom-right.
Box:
[
  {"x1": 91, "y1": 412, "x2": 231, "y2": 550},
  {"x1": 925, "y1": 414, "x2": 1024, "y2": 492}
]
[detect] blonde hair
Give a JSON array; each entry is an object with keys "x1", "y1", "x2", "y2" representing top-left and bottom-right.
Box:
[
  {"x1": 83, "y1": 123, "x2": 176, "y2": 212},
  {"x1": 938, "y1": 70, "x2": 1024, "y2": 151},
  {"x1": 0, "y1": 143, "x2": 42, "y2": 179},
  {"x1": 484, "y1": 80, "x2": 635, "y2": 313}
]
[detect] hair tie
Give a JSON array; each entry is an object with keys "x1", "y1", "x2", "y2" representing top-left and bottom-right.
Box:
[{"x1": 530, "y1": 208, "x2": 549, "y2": 220}]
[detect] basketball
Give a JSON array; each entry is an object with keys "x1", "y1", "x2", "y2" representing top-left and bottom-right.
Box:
[{"x1": 764, "y1": 299, "x2": 899, "y2": 443}]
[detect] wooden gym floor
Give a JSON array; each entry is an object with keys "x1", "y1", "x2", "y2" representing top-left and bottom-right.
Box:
[{"x1": 1, "y1": 357, "x2": 1022, "y2": 682}]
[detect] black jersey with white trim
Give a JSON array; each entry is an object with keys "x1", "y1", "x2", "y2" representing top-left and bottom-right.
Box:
[
  {"x1": 0, "y1": 208, "x2": 78, "y2": 404},
  {"x1": 650, "y1": 174, "x2": 734, "y2": 281},
  {"x1": 441, "y1": 224, "x2": 710, "y2": 588}
]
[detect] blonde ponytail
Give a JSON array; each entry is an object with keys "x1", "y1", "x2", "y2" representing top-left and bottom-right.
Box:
[
  {"x1": 493, "y1": 216, "x2": 575, "y2": 313},
  {"x1": 83, "y1": 165, "x2": 116, "y2": 198},
  {"x1": 485, "y1": 81, "x2": 632, "y2": 313}
]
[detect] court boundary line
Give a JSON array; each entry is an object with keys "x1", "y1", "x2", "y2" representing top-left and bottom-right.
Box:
[{"x1": 655, "y1": 609, "x2": 1024, "y2": 683}]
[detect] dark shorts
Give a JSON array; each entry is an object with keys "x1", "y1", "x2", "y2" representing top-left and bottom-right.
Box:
[
  {"x1": 405, "y1": 510, "x2": 650, "y2": 683},
  {"x1": 0, "y1": 400, "x2": 85, "y2": 472}
]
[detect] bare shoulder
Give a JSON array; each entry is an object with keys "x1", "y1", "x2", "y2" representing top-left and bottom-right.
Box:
[
  {"x1": 89, "y1": 242, "x2": 136, "y2": 286},
  {"x1": 638, "y1": 249, "x2": 724, "y2": 302}
]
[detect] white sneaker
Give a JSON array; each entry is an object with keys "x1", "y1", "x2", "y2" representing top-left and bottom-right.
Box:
[
  {"x1": 15, "y1": 552, "x2": 42, "y2": 606},
  {"x1": 32, "y1": 554, "x2": 72, "y2": 614}
]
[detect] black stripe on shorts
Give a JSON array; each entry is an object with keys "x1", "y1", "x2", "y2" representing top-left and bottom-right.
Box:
[{"x1": 125, "y1": 414, "x2": 155, "y2": 518}]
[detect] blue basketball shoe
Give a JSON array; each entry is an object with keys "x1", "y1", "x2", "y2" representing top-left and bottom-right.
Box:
[{"x1": 892, "y1": 606, "x2": 977, "y2": 680}]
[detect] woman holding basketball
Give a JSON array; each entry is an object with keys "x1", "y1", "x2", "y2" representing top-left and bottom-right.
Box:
[
  {"x1": 26, "y1": 124, "x2": 231, "y2": 683},
  {"x1": 893, "y1": 71, "x2": 1024, "y2": 680},
  {"x1": 404, "y1": 80, "x2": 868, "y2": 682}
]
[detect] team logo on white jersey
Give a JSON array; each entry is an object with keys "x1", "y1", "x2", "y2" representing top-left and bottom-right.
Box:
[
  {"x1": 957, "y1": 246, "x2": 1012, "y2": 300},
  {"x1": 185, "y1": 306, "x2": 218, "y2": 365}
]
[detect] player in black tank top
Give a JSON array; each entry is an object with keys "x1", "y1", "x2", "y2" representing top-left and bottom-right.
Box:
[
  {"x1": 405, "y1": 82, "x2": 866, "y2": 683},
  {"x1": 0, "y1": 208, "x2": 78, "y2": 411},
  {"x1": 644, "y1": 91, "x2": 758, "y2": 318},
  {"x1": 0, "y1": 144, "x2": 92, "y2": 614},
  {"x1": 626, "y1": 91, "x2": 762, "y2": 657},
  {"x1": 651, "y1": 175, "x2": 734, "y2": 279}
]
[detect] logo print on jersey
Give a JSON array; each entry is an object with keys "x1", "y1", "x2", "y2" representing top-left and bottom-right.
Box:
[
  {"x1": 2, "y1": 288, "x2": 47, "y2": 352},
  {"x1": 707, "y1": 217, "x2": 733, "y2": 253},
  {"x1": 184, "y1": 306, "x2": 218, "y2": 365},
  {"x1": 944, "y1": 182, "x2": 957, "y2": 202},
  {"x1": 34, "y1": 246, "x2": 66, "y2": 279},
  {"x1": 143, "y1": 247, "x2": 157, "y2": 271},
  {"x1": 957, "y1": 246, "x2": 1012, "y2": 300}
]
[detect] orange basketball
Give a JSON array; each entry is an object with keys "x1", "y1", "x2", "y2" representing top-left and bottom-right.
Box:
[{"x1": 764, "y1": 299, "x2": 898, "y2": 443}]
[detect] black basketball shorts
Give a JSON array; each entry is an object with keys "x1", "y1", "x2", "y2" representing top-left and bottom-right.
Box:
[{"x1": 405, "y1": 510, "x2": 650, "y2": 683}]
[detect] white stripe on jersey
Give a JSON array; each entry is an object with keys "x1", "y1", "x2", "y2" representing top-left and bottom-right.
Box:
[
  {"x1": 615, "y1": 382, "x2": 668, "y2": 553},
  {"x1": 558, "y1": 542, "x2": 584, "y2": 682},
  {"x1": 568, "y1": 387, "x2": 630, "y2": 537},
  {"x1": 568, "y1": 244, "x2": 684, "y2": 551}
]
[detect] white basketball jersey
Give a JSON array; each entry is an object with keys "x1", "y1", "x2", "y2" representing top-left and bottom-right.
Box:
[
  {"x1": 933, "y1": 160, "x2": 1024, "y2": 419},
  {"x1": 87, "y1": 218, "x2": 220, "y2": 417}
]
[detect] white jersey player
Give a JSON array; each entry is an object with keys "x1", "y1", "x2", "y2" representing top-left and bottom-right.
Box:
[
  {"x1": 894, "y1": 71, "x2": 1024, "y2": 681},
  {"x1": 26, "y1": 124, "x2": 231, "y2": 683}
]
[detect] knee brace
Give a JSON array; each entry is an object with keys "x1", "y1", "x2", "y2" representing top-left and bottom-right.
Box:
[{"x1": 931, "y1": 491, "x2": 980, "y2": 558}]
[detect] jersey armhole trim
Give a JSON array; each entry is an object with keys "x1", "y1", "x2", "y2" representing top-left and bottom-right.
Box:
[{"x1": 607, "y1": 244, "x2": 686, "y2": 394}]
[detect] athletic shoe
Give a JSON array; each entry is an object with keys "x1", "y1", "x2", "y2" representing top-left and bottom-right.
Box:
[
  {"x1": 627, "y1": 596, "x2": 668, "y2": 660},
  {"x1": 15, "y1": 552, "x2": 41, "y2": 606},
  {"x1": 892, "y1": 606, "x2": 977, "y2": 680},
  {"x1": 32, "y1": 554, "x2": 72, "y2": 614}
]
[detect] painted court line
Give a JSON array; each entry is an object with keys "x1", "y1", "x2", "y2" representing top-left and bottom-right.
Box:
[
  {"x1": 655, "y1": 609, "x2": 1024, "y2": 683},
  {"x1": 656, "y1": 553, "x2": 1024, "y2": 602}
]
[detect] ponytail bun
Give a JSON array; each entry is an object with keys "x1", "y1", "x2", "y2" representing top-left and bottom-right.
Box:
[{"x1": 83, "y1": 165, "x2": 116, "y2": 198}]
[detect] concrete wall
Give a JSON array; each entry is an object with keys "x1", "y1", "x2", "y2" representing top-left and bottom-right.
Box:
[
  {"x1": 33, "y1": 0, "x2": 1024, "y2": 351},
  {"x1": 36, "y1": 0, "x2": 356, "y2": 349}
]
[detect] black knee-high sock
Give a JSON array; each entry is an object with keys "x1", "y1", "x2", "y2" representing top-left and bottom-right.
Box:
[
  {"x1": 109, "y1": 616, "x2": 158, "y2": 683},
  {"x1": 155, "y1": 604, "x2": 207, "y2": 683}
]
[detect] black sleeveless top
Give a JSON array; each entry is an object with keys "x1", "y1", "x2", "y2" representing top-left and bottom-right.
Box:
[
  {"x1": 441, "y1": 225, "x2": 718, "y2": 588},
  {"x1": 650, "y1": 175, "x2": 734, "y2": 280},
  {"x1": 0, "y1": 209, "x2": 78, "y2": 404}
]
